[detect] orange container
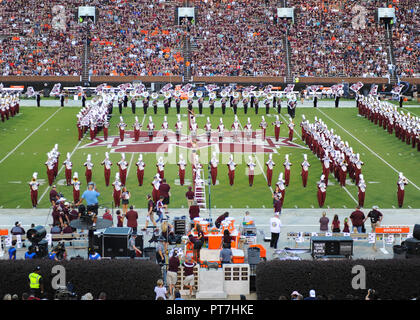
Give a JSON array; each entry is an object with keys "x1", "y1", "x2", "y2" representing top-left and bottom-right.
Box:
[
  {"x1": 250, "y1": 244, "x2": 266, "y2": 259},
  {"x1": 226, "y1": 217, "x2": 235, "y2": 232},
  {"x1": 199, "y1": 220, "x2": 209, "y2": 233},
  {"x1": 0, "y1": 229, "x2": 8, "y2": 236},
  {"x1": 208, "y1": 234, "x2": 223, "y2": 249},
  {"x1": 232, "y1": 249, "x2": 245, "y2": 263}
]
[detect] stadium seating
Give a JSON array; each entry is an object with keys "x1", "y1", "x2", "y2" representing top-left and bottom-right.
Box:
[{"x1": 0, "y1": 0, "x2": 417, "y2": 77}]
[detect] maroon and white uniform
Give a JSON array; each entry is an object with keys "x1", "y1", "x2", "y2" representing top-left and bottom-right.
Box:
[
  {"x1": 177, "y1": 155, "x2": 186, "y2": 186},
  {"x1": 161, "y1": 116, "x2": 169, "y2": 142},
  {"x1": 117, "y1": 154, "x2": 128, "y2": 186},
  {"x1": 283, "y1": 155, "x2": 292, "y2": 187},
  {"x1": 136, "y1": 154, "x2": 145, "y2": 186},
  {"x1": 190, "y1": 117, "x2": 198, "y2": 141},
  {"x1": 227, "y1": 156, "x2": 237, "y2": 186},
  {"x1": 101, "y1": 153, "x2": 112, "y2": 186},
  {"x1": 265, "y1": 154, "x2": 275, "y2": 187},
  {"x1": 260, "y1": 116, "x2": 268, "y2": 140},
  {"x1": 272, "y1": 116, "x2": 283, "y2": 141},
  {"x1": 84, "y1": 155, "x2": 93, "y2": 184},
  {"x1": 231, "y1": 116, "x2": 240, "y2": 140},
  {"x1": 247, "y1": 157, "x2": 256, "y2": 186},
  {"x1": 147, "y1": 117, "x2": 155, "y2": 141},
  {"x1": 112, "y1": 174, "x2": 122, "y2": 207},
  {"x1": 117, "y1": 117, "x2": 126, "y2": 142},
  {"x1": 133, "y1": 117, "x2": 141, "y2": 142},
  {"x1": 175, "y1": 115, "x2": 183, "y2": 141},
  {"x1": 317, "y1": 176, "x2": 327, "y2": 208},
  {"x1": 103, "y1": 121, "x2": 109, "y2": 141},
  {"x1": 63, "y1": 153, "x2": 72, "y2": 186},
  {"x1": 217, "y1": 118, "x2": 225, "y2": 142},
  {"x1": 358, "y1": 175, "x2": 366, "y2": 207},
  {"x1": 89, "y1": 121, "x2": 96, "y2": 141},
  {"x1": 72, "y1": 173, "x2": 81, "y2": 203},
  {"x1": 151, "y1": 175, "x2": 161, "y2": 203},
  {"x1": 156, "y1": 157, "x2": 165, "y2": 179},
  {"x1": 322, "y1": 153, "x2": 332, "y2": 185},
  {"x1": 45, "y1": 156, "x2": 55, "y2": 186},
  {"x1": 244, "y1": 118, "x2": 253, "y2": 140},
  {"x1": 354, "y1": 154, "x2": 363, "y2": 186},
  {"x1": 204, "y1": 118, "x2": 212, "y2": 142},
  {"x1": 77, "y1": 119, "x2": 83, "y2": 140},
  {"x1": 339, "y1": 160, "x2": 347, "y2": 187},
  {"x1": 275, "y1": 173, "x2": 286, "y2": 208},
  {"x1": 301, "y1": 154, "x2": 310, "y2": 188},
  {"x1": 29, "y1": 173, "x2": 39, "y2": 207},
  {"x1": 288, "y1": 120, "x2": 295, "y2": 141},
  {"x1": 210, "y1": 153, "x2": 219, "y2": 185},
  {"x1": 397, "y1": 173, "x2": 408, "y2": 208}
]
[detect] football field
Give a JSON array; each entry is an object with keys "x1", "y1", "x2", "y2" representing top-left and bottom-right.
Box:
[{"x1": 0, "y1": 102, "x2": 419, "y2": 210}]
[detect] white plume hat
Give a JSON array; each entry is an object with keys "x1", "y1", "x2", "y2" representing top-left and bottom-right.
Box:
[
  {"x1": 33, "y1": 172, "x2": 38, "y2": 179},
  {"x1": 121, "y1": 153, "x2": 125, "y2": 160},
  {"x1": 303, "y1": 154, "x2": 307, "y2": 161},
  {"x1": 73, "y1": 172, "x2": 78, "y2": 179},
  {"x1": 138, "y1": 154, "x2": 143, "y2": 161}
]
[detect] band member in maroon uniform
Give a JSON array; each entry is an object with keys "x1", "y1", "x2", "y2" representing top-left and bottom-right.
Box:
[
  {"x1": 265, "y1": 153, "x2": 275, "y2": 187},
  {"x1": 147, "y1": 116, "x2": 155, "y2": 141},
  {"x1": 204, "y1": 117, "x2": 212, "y2": 142},
  {"x1": 317, "y1": 175, "x2": 327, "y2": 208},
  {"x1": 112, "y1": 173, "x2": 122, "y2": 208},
  {"x1": 283, "y1": 154, "x2": 292, "y2": 187},
  {"x1": 177, "y1": 154, "x2": 186, "y2": 186},
  {"x1": 247, "y1": 156, "x2": 256, "y2": 187},
  {"x1": 29, "y1": 172, "x2": 40, "y2": 208},
  {"x1": 358, "y1": 174, "x2": 366, "y2": 207},
  {"x1": 301, "y1": 154, "x2": 310, "y2": 188},
  {"x1": 133, "y1": 116, "x2": 141, "y2": 142},
  {"x1": 101, "y1": 152, "x2": 112, "y2": 186},
  {"x1": 288, "y1": 118, "x2": 295, "y2": 141},
  {"x1": 117, "y1": 153, "x2": 128, "y2": 186},
  {"x1": 156, "y1": 157, "x2": 165, "y2": 179},
  {"x1": 397, "y1": 172, "x2": 408, "y2": 208},
  {"x1": 136, "y1": 154, "x2": 145, "y2": 186},
  {"x1": 84, "y1": 154, "x2": 93, "y2": 184},
  {"x1": 103, "y1": 120, "x2": 109, "y2": 141},
  {"x1": 175, "y1": 114, "x2": 183, "y2": 141},
  {"x1": 217, "y1": 118, "x2": 225, "y2": 142},
  {"x1": 89, "y1": 120, "x2": 96, "y2": 141},
  {"x1": 321, "y1": 151, "x2": 332, "y2": 185},
  {"x1": 272, "y1": 115, "x2": 283, "y2": 142},
  {"x1": 260, "y1": 116, "x2": 268, "y2": 141},
  {"x1": 117, "y1": 116, "x2": 126, "y2": 142},
  {"x1": 63, "y1": 152, "x2": 72, "y2": 186},
  {"x1": 161, "y1": 116, "x2": 169, "y2": 142},
  {"x1": 72, "y1": 172, "x2": 81, "y2": 203},
  {"x1": 45, "y1": 153, "x2": 55, "y2": 186},
  {"x1": 339, "y1": 155, "x2": 348, "y2": 187},
  {"x1": 77, "y1": 117, "x2": 83, "y2": 141},
  {"x1": 151, "y1": 174, "x2": 161, "y2": 203},
  {"x1": 227, "y1": 155, "x2": 237, "y2": 186},
  {"x1": 210, "y1": 152, "x2": 219, "y2": 185},
  {"x1": 275, "y1": 173, "x2": 286, "y2": 208}
]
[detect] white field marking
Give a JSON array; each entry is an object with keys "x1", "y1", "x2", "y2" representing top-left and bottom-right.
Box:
[
  {"x1": 237, "y1": 118, "x2": 273, "y2": 194},
  {"x1": 16, "y1": 205, "x2": 20, "y2": 209},
  {"x1": 403, "y1": 108, "x2": 420, "y2": 118},
  {"x1": 408, "y1": 205, "x2": 412, "y2": 209},
  {"x1": 0, "y1": 108, "x2": 62, "y2": 165},
  {"x1": 392, "y1": 205, "x2": 396, "y2": 209},
  {"x1": 318, "y1": 108, "x2": 420, "y2": 192},
  {"x1": 0, "y1": 206, "x2": 3, "y2": 209},
  {"x1": 342, "y1": 186, "x2": 358, "y2": 204},
  {"x1": 126, "y1": 152, "x2": 135, "y2": 178},
  {"x1": 311, "y1": 205, "x2": 314, "y2": 208},
  {"x1": 38, "y1": 137, "x2": 85, "y2": 204}
]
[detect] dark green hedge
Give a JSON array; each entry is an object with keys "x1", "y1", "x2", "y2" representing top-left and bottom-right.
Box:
[
  {"x1": 256, "y1": 259, "x2": 420, "y2": 300},
  {"x1": 0, "y1": 260, "x2": 161, "y2": 300}
]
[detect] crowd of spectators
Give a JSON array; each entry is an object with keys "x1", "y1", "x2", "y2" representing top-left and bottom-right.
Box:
[
  {"x1": 190, "y1": 0, "x2": 286, "y2": 76},
  {"x1": 0, "y1": 0, "x2": 417, "y2": 77}
]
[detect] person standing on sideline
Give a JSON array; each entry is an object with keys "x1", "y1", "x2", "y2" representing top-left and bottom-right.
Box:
[
  {"x1": 270, "y1": 212, "x2": 282, "y2": 249},
  {"x1": 186, "y1": 186, "x2": 195, "y2": 208},
  {"x1": 121, "y1": 186, "x2": 131, "y2": 215},
  {"x1": 145, "y1": 194, "x2": 157, "y2": 229},
  {"x1": 125, "y1": 205, "x2": 138, "y2": 234},
  {"x1": 182, "y1": 255, "x2": 196, "y2": 297},
  {"x1": 319, "y1": 212, "x2": 329, "y2": 232},
  {"x1": 364, "y1": 206, "x2": 383, "y2": 232},
  {"x1": 331, "y1": 214, "x2": 340, "y2": 233},
  {"x1": 77, "y1": 182, "x2": 100, "y2": 215},
  {"x1": 350, "y1": 206, "x2": 365, "y2": 233},
  {"x1": 128, "y1": 232, "x2": 142, "y2": 258},
  {"x1": 167, "y1": 250, "x2": 180, "y2": 298}
]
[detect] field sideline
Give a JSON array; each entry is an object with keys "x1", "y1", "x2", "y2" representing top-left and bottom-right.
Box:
[{"x1": 0, "y1": 103, "x2": 419, "y2": 209}]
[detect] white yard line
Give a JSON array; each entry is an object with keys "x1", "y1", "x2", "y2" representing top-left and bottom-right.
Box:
[
  {"x1": 342, "y1": 186, "x2": 359, "y2": 205},
  {"x1": 318, "y1": 108, "x2": 420, "y2": 192},
  {"x1": 126, "y1": 153, "x2": 135, "y2": 178},
  {"x1": 237, "y1": 118, "x2": 274, "y2": 194},
  {"x1": 0, "y1": 108, "x2": 62, "y2": 165}
]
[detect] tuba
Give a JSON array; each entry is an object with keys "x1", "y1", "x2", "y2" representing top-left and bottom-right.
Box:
[
  {"x1": 151, "y1": 92, "x2": 159, "y2": 100},
  {"x1": 220, "y1": 90, "x2": 228, "y2": 98},
  {"x1": 196, "y1": 91, "x2": 203, "y2": 98},
  {"x1": 142, "y1": 91, "x2": 150, "y2": 98},
  {"x1": 188, "y1": 91, "x2": 194, "y2": 98},
  {"x1": 209, "y1": 92, "x2": 216, "y2": 100}
]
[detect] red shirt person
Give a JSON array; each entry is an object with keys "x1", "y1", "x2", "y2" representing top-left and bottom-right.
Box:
[
  {"x1": 350, "y1": 206, "x2": 365, "y2": 233},
  {"x1": 125, "y1": 206, "x2": 138, "y2": 233}
]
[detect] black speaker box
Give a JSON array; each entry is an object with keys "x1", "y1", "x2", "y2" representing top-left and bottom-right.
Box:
[
  {"x1": 405, "y1": 238, "x2": 420, "y2": 258},
  {"x1": 103, "y1": 236, "x2": 129, "y2": 258},
  {"x1": 413, "y1": 224, "x2": 420, "y2": 241},
  {"x1": 143, "y1": 247, "x2": 157, "y2": 263}
]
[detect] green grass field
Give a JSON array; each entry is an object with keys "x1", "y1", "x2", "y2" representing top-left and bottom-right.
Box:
[{"x1": 0, "y1": 104, "x2": 419, "y2": 209}]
